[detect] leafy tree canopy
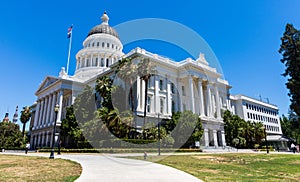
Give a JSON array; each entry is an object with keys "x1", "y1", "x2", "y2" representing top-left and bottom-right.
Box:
[
  {"x1": 279, "y1": 23, "x2": 300, "y2": 117},
  {"x1": 0, "y1": 122, "x2": 23, "y2": 149}
]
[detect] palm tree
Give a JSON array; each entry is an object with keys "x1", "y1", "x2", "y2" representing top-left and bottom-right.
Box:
[
  {"x1": 20, "y1": 106, "x2": 31, "y2": 138},
  {"x1": 137, "y1": 58, "x2": 156, "y2": 125},
  {"x1": 115, "y1": 58, "x2": 138, "y2": 112},
  {"x1": 96, "y1": 76, "x2": 114, "y2": 109}
]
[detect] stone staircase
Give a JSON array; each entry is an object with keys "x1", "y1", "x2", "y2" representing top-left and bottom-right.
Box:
[{"x1": 201, "y1": 146, "x2": 255, "y2": 153}]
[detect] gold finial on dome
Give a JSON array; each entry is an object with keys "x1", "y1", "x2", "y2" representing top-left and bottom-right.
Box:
[{"x1": 101, "y1": 11, "x2": 109, "y2": 25}]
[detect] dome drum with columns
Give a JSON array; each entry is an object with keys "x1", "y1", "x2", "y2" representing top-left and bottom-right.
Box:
[{"x1": 75, "y1": 12, "x2": 124, "y2": 78}]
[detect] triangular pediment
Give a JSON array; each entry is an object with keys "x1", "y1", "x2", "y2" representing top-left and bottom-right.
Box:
[{"x1": 36, "y1": 76, "x2": 60, "y2": 94}]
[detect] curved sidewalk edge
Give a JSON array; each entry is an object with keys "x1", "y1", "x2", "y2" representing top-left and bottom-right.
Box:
[{"x1": 1, "y1": 152, "x2": 202, "y2": 182}]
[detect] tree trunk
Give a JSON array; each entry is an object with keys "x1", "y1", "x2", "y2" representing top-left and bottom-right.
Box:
[
  {"x1": 143, "y1": 78, "x2": 149, "y2": 125},
  {"x1": 22, "y1": 122, "x2": 26, "y2": 138}
]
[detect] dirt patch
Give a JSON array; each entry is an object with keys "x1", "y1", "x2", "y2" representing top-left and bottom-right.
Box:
[
  {"x1": 201, "y1": 168, "x2": 219, "y2": 174},
  {"x1": 290, "y1": 161, "x2": 300, "y2": 165}
]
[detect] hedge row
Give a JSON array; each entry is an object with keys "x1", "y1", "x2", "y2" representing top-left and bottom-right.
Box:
[{"x1": 37, "y1": 148, "x2": 202, "y2": 153}]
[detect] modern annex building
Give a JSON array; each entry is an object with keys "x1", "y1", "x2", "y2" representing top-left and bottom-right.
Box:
[
  {"x1": 230, "y1": 95, "x2": 286, "y2": 149},
  {"x1": 29, "y1": 12, "x2": 282, "y2": 149}
]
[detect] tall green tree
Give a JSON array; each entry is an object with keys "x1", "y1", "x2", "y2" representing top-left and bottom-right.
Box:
[
  {"x1": 169, "y1": 111, "x2": 203, "y2": 147},
  {"x1": 20, "y1": 106, "x2": 31, "y2": 138},
  {"x1": 0, "y1": 122, "x2": 23, "y2": 149},
  {"x1": 279, "y1": 24, "x2": 300, "y2": 116},
  {"x1": 61, "y1": 105, "x2": 85, "y2": 148},
  {"x1": 281, "y1": 112, "x2": 300, "y2": 143},
  {"x1": 223, "y1": 110, "x2": 264, "y2": 148}
]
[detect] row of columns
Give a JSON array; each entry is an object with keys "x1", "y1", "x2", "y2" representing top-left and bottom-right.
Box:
[
  {"x1": 30, "y1": 131, "x2": 53, "y2": 149},
  {"x1": 33, "y1": 90, "x2": 63, "y2": 129},
  {"x1": 203, "y1": 129, "x2": 226, "y2": 147},
  {"x1": 76, "y1": 54, "x2": 118, "y2": 70},
  {"x1": 136, "y1": 76, "x2": 172, "y2": 115},
  {"x1": 188, "y1": 76, "x2": 224, "y2": 119}
]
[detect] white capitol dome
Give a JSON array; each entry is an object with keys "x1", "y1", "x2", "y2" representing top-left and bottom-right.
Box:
[{"x1": 74, "y1": 11, "x2": 124, "y2": 79}]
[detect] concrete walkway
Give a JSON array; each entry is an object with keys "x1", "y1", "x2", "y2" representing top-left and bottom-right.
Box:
[{"x1": 1, "y1": 152, "x2": 201, "y2": 182}]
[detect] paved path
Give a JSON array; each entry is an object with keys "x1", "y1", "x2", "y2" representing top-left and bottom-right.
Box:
[{"x1": 1, "y1": 152, "x2": 201, "y2": 182}]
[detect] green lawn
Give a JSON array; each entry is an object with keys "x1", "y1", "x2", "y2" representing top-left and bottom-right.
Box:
[
  {"x1": 133, "y1": 153, "x2": 300, "y2": 181},
  {"x1": 0, "y1": 154, "x2": 82, "y2": 181}
]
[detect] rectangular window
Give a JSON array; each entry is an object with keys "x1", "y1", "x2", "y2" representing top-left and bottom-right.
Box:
[
  {"x1": 147, "y1": 96, "x2": 151, "y2": 113},
  {"x1": 159, "y1": 79, "x2": 163, "y2": 90},
  {"x1": 182, "y1": 86, "x2": 185, "y2": 96},
  {"x1": 160, "y1": 98, "x2": 164, "y2": 114},
  {"x1": 172, "y1": 101, "x2": 175, "y2": 113},
  {"x1": 171, "y1": 83, "x2": 175, "y2": 93}
]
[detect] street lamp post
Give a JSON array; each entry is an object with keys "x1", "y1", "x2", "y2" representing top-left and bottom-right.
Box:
[
  {"x1": 157, "y1": 113, "x2": 161, "y2": 156},
  {"x1": 49, "y1": 104, "x2": 59, "y2": 159},
  {"x1": 263, "y1": 125, "x2": 269, "y2": 154}
]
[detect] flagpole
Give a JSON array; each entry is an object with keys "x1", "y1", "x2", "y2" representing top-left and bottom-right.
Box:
[{"x1": 66, "y1": 26, "x2": 73, "y2": 75}]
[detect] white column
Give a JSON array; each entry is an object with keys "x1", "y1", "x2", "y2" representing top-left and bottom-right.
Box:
[
  {"x1": 155, "y1": 77, "x2": 159, "y2": 113},
  {"x1": 72, "y1": 95, "x2": 76, "y2": 104},
  {"x1": 178, "y1": 81, "x2": 183, "y2": 112},
  {"x1": 34, "y1": 134, "x2": 38, "y2": 148},
  {"x1": 49, "y1": 92, "x2": 57, "y2": 126},
  {"x1": 141, "y1": 79, "x2": 145, "y2": 112},
  {"x1": 38, "y1": 99, "x2": 44, "y2": 127},
  {"x1": 43, "y1": 97, "x2": 49, "y2": 126},
  {"x1": 204, "y1": 128, "x2": 209, "y2": 147},
  {"x1": 41, "y1": 132, "x2": 45, "y2": 147},
  {"x1": 46, "y1": 94, "x2": 52, "y2": 125},
  {"x1": 90, "y1": 54, "x2": 93, "y2": 66},
  {"x1": 57, "y1": 90, "x2": 64, "y2": 126},
  {"x1": 167, "y1": 82, "x2": 172, "y2": 115},
  {"x1": 198, "y1": 79, "x2": 205, "y2": 117},
  {"x1": 189, "y1": 76, "x2": 195, "y2": 113},
  {"x1": 37, "y1": 133, "x2": 41, "y2": 147},
  {"x1": 221, "y1": 131, "x2": 226, "y2": 146},
  {"x1": 45, "y1": 132, "x2": 49, "y2": 147},
  {"x1": 97, "y1": 54, "x2": 100, "y2": 67},
  {"x1": 33, "y1": 100, "x2": 41, "y2": 129},
  {"x1": 136, "y1": 76, "x2": 141, "y2": 111},
  {"x1": 213, "y1": 130, "x2": 218, "y2": 147},
  {"x1": 214, "y1": 85, "x2": 221, "y2": 119},
  {"x1": 206, "y1": 83, "x2": 212, "y2": 117}
]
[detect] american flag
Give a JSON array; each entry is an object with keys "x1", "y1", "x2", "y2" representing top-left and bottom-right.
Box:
[{"x1": 67, "y1": 25, "x2": 73, "y2": 38}]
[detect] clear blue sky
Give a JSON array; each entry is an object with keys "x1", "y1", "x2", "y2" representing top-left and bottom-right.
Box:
[{"x1": 1, "y1": 0, "x2": 299, "y2": 127}]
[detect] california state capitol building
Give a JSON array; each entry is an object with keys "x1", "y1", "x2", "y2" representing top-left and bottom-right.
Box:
[{"x1": 29, "y1": 12, "x2": 283, "y2": 149}]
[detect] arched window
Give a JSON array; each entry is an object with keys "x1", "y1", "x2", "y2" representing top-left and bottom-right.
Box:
[
  {"x1": 102, "y1": 42, "x2": 105, "y2": 47},
  {"x1": 106, "y1": 58, "x2": 109, "y2": 67},
  {"x1": 95, "y1": 58, "x2": 98, "y2": 66},
  {"x1": 86, "y1": 59, "x2": 90, "y2": 67},
  {"x1": 172, "y1": 101, "x2": 175, "y2": 113},
  {"x1": 101, "y1": 58, "x2": 104, "y2": 67},
  {"x1": 107, "y1": 43, "x2": 109, "y2": 48},
  {"x1": 147, "y1": 96, "x2": 151, "y2": 113},
  {"x1": 97, "y1": 42, "x2": 100, "y2": 47}
]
